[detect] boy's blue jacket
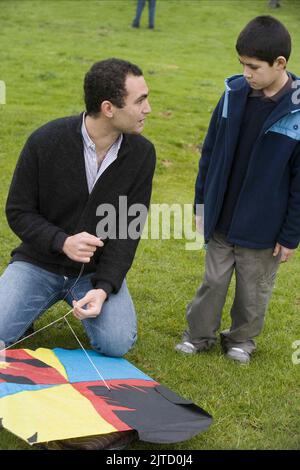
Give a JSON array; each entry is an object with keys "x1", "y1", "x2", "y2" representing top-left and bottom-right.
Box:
[{"x1": 195, "y1": 73, "x2": 300, "y2": 249}]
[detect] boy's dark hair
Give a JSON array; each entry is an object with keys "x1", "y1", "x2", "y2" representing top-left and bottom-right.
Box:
[
  {"x1": 84, "y1": 58, "x2": 143, "y2": 116},
  {"x1": 236, "y1": 15, "x2": 291, "y2": 65}
]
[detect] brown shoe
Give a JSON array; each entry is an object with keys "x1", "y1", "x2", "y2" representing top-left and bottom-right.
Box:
[{"x1": 43, "y1": 430, "x2": 138, "y2": 450}]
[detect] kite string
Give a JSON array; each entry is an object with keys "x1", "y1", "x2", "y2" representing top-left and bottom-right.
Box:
[
  {"x1": 0, "y1": 263, "x2": 85, "y2": 353},
  {"x1": 0, "y1": 309, "x2": 111, "y2": 392},
  {"x1": 63, "y1": 315, "x2": 111, "y2": 391},
  {"x1": 0, "y1": 263, "x2": 111, "y2": 392},
  {"x1": 0, "y1": 309, "x2": 73, "y2": 352}
]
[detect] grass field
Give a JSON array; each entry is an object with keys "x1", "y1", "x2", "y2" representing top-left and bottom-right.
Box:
[{"x1": 0, "y1": 0, "x2": 300, "y2": 450}]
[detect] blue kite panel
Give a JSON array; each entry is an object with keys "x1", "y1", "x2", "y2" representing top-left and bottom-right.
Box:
[
  {"x1": 53, "y1": 348, "x2": 153, "y2": 383},
  {"x1": 0, "y1": 382, "x2": 55, "y2": 399}
]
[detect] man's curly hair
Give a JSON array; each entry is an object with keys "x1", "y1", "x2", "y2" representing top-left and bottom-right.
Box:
[{"x1": 84, "y1": 58, "x2": 143, "y2": 116}]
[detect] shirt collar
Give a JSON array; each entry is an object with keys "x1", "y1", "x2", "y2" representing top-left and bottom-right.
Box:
[
  {"x1": 81, "y1": 112, "x2": 123, "y2": 153},
  {"x1": 249, "y1": 74, "x2": 293, "y2": 102},
  {"x1": 81, "y1": 112, "x2": 96, "y2": 150}
]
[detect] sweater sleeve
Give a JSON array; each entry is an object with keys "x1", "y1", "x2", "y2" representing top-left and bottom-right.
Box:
[
  {"x1": 91, "y1": 143, "x2": 156, "y2": 296},
  {"x1": 277, "y1": 144, "x2": 300, "y2": 249},
  {"x1": 5, "y1": 136, "x2": 69, "y2": 255},
  {"x1": 194, "y1": 94, "x2": 225, "y2": 211}
]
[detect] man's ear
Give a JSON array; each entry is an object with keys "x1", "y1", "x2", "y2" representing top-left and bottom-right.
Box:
[
  {"x1": 274, "y1": 56, "x2": 287, "y2": 70},
  {"x1": 100, "y1": 100, "x2": 114, "y2": 118}
]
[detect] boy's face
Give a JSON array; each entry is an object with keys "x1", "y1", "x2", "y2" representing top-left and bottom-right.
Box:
[{"x1": 238, "y1": 55, "x2": 286, "y2": 91}]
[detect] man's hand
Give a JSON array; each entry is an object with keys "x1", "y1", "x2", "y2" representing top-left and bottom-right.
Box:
[
  {"x1": 62, "y1": 232, "x2": 103, "y2": 263},
  {"x1": 273, "y1": 243, "x2": 296, "y2": 263},
  {"x1": 73, "y1": 289, "x2": 107, "y2": 320}
]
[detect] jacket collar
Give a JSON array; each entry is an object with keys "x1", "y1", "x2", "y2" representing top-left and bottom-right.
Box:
[
  {"x1": 71, "y1": 112, "x2": 133, "y2": 157},
  {"x1": 225, "y1": 72, "x2": 300, "y2": 100},
  {"x1": 224, "y1": 74, "x2": 250, "y2": 93},
  {"x1": 224, "y1": 73, "x2": 300, "y2": 134},
  {"x1": 261, "y1": 75, "x2": 300, "y2": 135}
]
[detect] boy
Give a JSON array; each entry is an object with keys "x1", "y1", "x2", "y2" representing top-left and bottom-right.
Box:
[{"x1": 176, "y1": 16, "x2": 300, "y2": 363}]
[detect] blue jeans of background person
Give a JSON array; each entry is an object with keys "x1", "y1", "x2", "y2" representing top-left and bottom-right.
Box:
[
  {"x1": 0, "y1": 261, "x2": 137, "y2": 357},
  {"x1": 133, "y1": 0, "x2": 156, "y2": 28}
]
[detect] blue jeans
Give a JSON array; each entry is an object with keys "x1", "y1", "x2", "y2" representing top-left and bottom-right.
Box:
[
  {"x1": 0, "y1": 261, "x2": 137, "y2": 357},
  {"x1": 133, "y1": 0, "x2": 156, "y2": 28}
]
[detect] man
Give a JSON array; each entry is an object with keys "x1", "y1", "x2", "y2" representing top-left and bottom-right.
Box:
[
  {"x1": 176, "y1": 16, "x2": 300, "y2": 364},
  {"x1": 0, "y1": 58, "x2": 155, "y2": 449}
]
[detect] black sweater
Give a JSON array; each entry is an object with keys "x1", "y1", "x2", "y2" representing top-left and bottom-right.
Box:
[
  {"x1": 216, "y1": 96, "x2": 276, "y2": 234},
  {"x1": 5, "y1": 114, "x2": 156, "y2": 295}
]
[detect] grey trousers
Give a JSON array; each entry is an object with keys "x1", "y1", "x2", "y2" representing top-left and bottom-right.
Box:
[{"x1": 183, "y1": 232, "x2": 281, "y2": 354}]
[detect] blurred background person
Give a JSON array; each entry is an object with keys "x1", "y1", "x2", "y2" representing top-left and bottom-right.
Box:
[
  {"x1": 132, "y1": 0, "x2": 156, "y2": 29},
  {"x1": 268, "y1": 0, "x2": 281, "y2": 8}
]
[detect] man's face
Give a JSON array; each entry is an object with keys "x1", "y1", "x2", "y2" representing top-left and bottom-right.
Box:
[
  {"x1": 111, "y1": 74, "x2": 151, "y2": 134},
  {"x1": 238, "y1": 55, "x2": 283, "y2": 91}
]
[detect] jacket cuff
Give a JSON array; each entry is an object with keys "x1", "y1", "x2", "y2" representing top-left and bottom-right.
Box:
[
  {"x1": 277, "y1": 237, "x2": 299, "y2": 250},
  {"x1": 93, "y1": 281, "x2": 114, "y2": 298},
  {"x1": 51, "y1": 231, "x2": 69, "y2": 253}
]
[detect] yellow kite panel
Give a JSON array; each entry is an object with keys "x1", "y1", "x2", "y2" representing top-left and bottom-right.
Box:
[{"x1": 0, "y1": 383, "x2": 117, "y2": 443}]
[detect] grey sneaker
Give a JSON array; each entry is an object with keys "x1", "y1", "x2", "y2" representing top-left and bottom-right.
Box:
[
  {"x1": 226, "y1": 347, "x2": 250, "y2": 364},
  {"x1": 175, "y1": 341, "x2": 198, "y2": 354}
]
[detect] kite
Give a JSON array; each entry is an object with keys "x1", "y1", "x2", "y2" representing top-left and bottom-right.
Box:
[{"x1": 0, "y1": 347, "x2": 212, "y2": 445}]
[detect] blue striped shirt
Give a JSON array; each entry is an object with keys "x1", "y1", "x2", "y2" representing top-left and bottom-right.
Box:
[{"x1": 81, "y1": 113, "x2": 123, "y2": 193}]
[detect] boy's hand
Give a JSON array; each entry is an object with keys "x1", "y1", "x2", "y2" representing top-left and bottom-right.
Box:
[{"x1": 273, "y1": 243, "x2": 295, "y2": 263}]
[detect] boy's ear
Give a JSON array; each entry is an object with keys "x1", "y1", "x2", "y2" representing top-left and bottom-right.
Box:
[{"x1": 274, "y1": 56, "x2": 287, "y2": 69}]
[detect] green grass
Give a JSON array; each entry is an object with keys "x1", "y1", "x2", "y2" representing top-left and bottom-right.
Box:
[{"x1": 1, "y1": 0, "x2": 300, "y2": 450}]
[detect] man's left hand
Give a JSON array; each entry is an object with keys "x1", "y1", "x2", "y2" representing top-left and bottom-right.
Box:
[
  {"x1": 73, "y1": 289, "x2": 107, "y2": 320},
  {"x1": 273, "y1": 243, "x2": 296, "y2": 263}
]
